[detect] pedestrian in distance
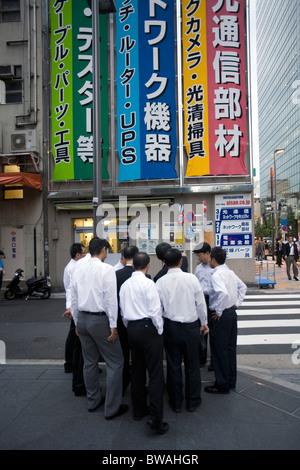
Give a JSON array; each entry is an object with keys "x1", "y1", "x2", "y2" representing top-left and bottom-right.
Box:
[
  {"x1": 256, "y1": 236, "x2": 264, "y2": 262},
  {"x1": 204, "y1": 247, "x2": 247, "y2": 395},
  {"x1": 283, "y1": 235, "x2": 299, "y2": 281},
  {"x1": 156, "y1": 248, "x2": 208, "y2": 413},
  {"x1": 119, "y1": 252, "x2": 168, "y2": 435},
  {"x1": 193, "y1": 242, "x2": 214, "y2": 369},
  {"x1": 115, "y1": 245, "x2": 139, "y2": 395},
  {"x1": 71, "y1": 238, "x2": 128, "y2": 419},
  {"x1": 276, "y1": 237, "x2": 283, "y2": 267}
]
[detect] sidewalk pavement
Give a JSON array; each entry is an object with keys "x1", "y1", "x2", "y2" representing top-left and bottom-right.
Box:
[
  {"x1": 254, "y1": 257, "x2": 300, "y2": 292},
  {"x1": 0, "y1": 361, "x2": 299, "y2": 450}
]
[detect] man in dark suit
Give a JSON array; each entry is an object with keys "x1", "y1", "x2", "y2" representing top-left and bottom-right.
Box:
[
  {"x1": 116, "y1": 245, "x2": 139, "y2": 393},
  {"x1": 154, "y1": 242, "x2": 188, "y2": 282},
  {"x1": 276, "y1": 237, "x2": 283, "y2": 267},
  {"x1": 283, "y1": 236, "x2": 299, "y2": 281}
]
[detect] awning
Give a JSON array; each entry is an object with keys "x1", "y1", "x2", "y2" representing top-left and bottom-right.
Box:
[{"x1": 0, "y1": 172, "x2": 42, "y2": 191}]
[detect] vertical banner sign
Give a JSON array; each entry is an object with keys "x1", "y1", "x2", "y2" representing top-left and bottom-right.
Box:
[
  {"x1": 51, "y1": 0, "x2": 109, "y2": 181},
  {"x1": 116, "y1": 0, "x2": 178, "y2": 181},
  {"x1": 215, "y1": 194, "x2": 252, "y2": 259},
  {"x1": 183, "y1": 0, "x2": 248, "y2": 177}
]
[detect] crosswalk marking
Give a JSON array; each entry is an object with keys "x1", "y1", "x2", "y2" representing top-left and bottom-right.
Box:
[
  {"x1": 237, "y1": 294, "x2": 300, "y2": 350},
  {"x1": 240, "y1": 300, "x2": 300, "y2": 307},
  {"x1": 237, "y1": 334, "x2": 300, "y2": 345},
  {"x1": 238, "y1": 319, "x2": 300, "y2": 328},
  {"x1": 244, "y1": 294, "x2": 300, "y2": 299},
  {"x1": 238, "y1": 309, "x2": 299, "y2": 316}
]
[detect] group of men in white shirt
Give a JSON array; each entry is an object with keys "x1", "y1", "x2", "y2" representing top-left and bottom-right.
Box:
[{"x1": 63, "y1": 237, "x2": 247, "y2": 435}]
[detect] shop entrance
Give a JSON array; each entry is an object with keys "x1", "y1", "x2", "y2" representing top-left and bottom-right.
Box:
[{"x1": 73, "y1": 217, "x2": 130, "y2": 254}]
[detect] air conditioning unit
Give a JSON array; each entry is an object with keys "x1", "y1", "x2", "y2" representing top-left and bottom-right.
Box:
[
  {"x1": 0, "y1": 65, "x2": 15, "y2": 79},
  {"x1": 11, "y1": 130, "x2": 38, "y2": 153}
]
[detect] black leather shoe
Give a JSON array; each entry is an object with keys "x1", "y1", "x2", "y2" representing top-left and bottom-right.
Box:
[
  {"x1": 88, "y1": 396, "x2": 105, "y2": 412},
  {"x1": 294, "y1": 276, "x2": 299, "y2": 281},
  {"x1": 74, "y1": 388, "x2": 87, "y2": 397},
  {"x1": 146, "y1": 418, "x2": 169, "y2": 435},
  {"x1": 105, "y1": 404, "x2": 129, "y2": 420},
  {"x1": 186, "y1": 399, "x2": 202, "y2": 412},
  {"x1": 168, "y1": 401, "x2": 182, "y2": 413},
  {"x1": 133, "y1": 407, "x2": 149, "y2": 421},
  {"x1": 204, "y1": 385, "x2": 229, "y2": 394}
]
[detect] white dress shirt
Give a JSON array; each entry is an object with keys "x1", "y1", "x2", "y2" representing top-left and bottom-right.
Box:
[
  {"x1": 209, "y1": 264, "x2": 247, "y2": 317},
  {"x1": 63, "y1": 258, "x2": 76, "y2": 309},
  {"x1": 71, "y1": 256, "x2": 118, "y2": 327},
  {"x1": 119, "y1": 271, "x2": 163, "y2": 335},
  {"x1": 194, "y1": 263, "x2": 213, "y2": 295},
  {"x1": 156, "y1": 268, "x2": 207, "y2": 326}
]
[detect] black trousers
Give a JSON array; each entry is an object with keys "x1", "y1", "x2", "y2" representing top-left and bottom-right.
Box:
[
  {"x1": 72, "y1": 334, "x2": 85, "y2": 394},
  {"x1": 127, "y1": 319, "x2": 164, "y2": 423},
  {"x1": 164, "y1": 318, "x2": 201, "y2": 410},
  {"x1": 64, "y1": 319, "x2": 76, "y2": 372},
  {"x1": 117, "y1": 314, "x2": 131, "y2": 393},
  {"x1": 210, "y1": 307, "x2": 237, "y2": 392}
]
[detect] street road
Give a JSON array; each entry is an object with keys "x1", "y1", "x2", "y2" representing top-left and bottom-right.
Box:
[{"x1": 1, "y1": 292, "x2": 300, "y2": 363}]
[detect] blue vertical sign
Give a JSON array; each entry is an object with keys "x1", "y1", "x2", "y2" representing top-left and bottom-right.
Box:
[
  {"x1": 116, "y1": 0, "x2": 177, "y2": 181},
  {"x1": 215, "y1": 194, "x2": 253, "y2": 259}
]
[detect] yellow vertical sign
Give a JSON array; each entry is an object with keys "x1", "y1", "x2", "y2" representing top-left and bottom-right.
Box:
[{"x1": 182, "y1": 0, "x2": 210, "y2": 177}]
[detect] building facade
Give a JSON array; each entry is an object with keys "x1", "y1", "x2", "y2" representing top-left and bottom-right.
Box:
[
  {"x1": 0, "y1": 0, "x2": 255, "y2": 289},
  {"x1": 256, "y1": 0, "x2": 300, "y2": 239}
]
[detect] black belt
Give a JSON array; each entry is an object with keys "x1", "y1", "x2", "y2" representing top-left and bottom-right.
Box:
[
  {"x1": 128, "y1": 318, "x2": 151, "y2": 324},
  {"x1": 81, "y1": 311, "x2": 106, "y2": 316}
]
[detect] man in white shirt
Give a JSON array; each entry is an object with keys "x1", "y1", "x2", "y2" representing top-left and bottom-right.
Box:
[
  {"x1": 62, "y1": 243, "x2": 86, "y2": 375},
  {"x1": 119, "y1": 252, "x2": 168, "y2": 435},
  {"x1": 71, "y1": 238, "x2": 128, "y2": 419},
  {"x1": 193, "y1": 242, "x2": 213, "y2": 368},
  {"x1": 156, "y1": 249, "x2": 208, "y2": 414},
  {"x1": 205, "y1": 247, "x2": 247, "y2": 395}
]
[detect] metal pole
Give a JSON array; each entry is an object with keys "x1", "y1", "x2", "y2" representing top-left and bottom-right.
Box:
[
  {"x1": 270, "y1": 166, "x2": 275, "y2": 261},
  {"x1": 274, "y1": 149, "x2": 285, "y2": 241},
  {"x1": 274, "y1": 150, "x2": 278, "y2": 240},
  {"x1": 92, "y1": 0, "x2": 102, "y2": 237}
]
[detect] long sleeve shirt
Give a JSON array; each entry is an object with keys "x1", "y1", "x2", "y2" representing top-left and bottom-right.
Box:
[
  {"x1": 71, "y1": 256, "x2": 118, "y2": 327},
  {"x1": 194, "y1": 263, "x2": 213, "y2": 296},
  {"x1": 119, "y1": 271, "x2": 163, "y2": 335},
  {"x1": 63, "y1": 258, "x2": 76, "y2": 309},
  {"x1": 209, "y1": 264, "x2": 247, "y2": 317},
  {"x1": 156, "y1": 268, "x2": 207, "y2": 326}
]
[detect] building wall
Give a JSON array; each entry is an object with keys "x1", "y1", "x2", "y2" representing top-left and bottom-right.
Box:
[
  {"x1": 256, "y1": 0, "x2": 300, "y2": 236},
  {"x1": 0, "y1": 0, "x2": 45, "y2": 281}
]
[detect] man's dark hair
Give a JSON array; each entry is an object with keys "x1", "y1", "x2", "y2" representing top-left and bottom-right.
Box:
[
  {"x1": 210, "y1": 247, "x2": 226, "y2": 265},
  {"x1": 70, "y1": 243, "x2": 85, "y2": 259},
  {"x1": 164, "y1": 248, "x2": 182, "y2": 268},
  {"x1": 155, "y1": 242, "x2": 172, "y2": 262},
  {"x1": 133, "y1": 252, "x2": 150, "y2": 271},
  {"x1": 89, "y1": 238, "x2": 110, "y2": 256},
  {"x1": 122, "y1": 245, "x2": 139, "y2": 260}
]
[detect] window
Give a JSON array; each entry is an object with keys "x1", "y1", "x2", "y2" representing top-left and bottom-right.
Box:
[
  {"x1": 0, "y1": 0, "x2": 21, "y2": 22},
  {"x1": 0, "y1": 65, "x2": 22, "y2": 103}
]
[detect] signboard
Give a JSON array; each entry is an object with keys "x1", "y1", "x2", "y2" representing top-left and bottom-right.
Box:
[
  {"x1": 0, "y1": 227, "x2": 25, "y2": 279},
  {"x1": 116, "y1": 0, "x2": 178, "y2": 181},
  {"x1": 50, "y1": 0, "x2": 109, "y2": 181},
  {"x1": 215, "y1": 194, "x2": 252, "y2": 259},
  {"x1": 182, "y1": 0, "x2": 248, "y2": 177}
]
